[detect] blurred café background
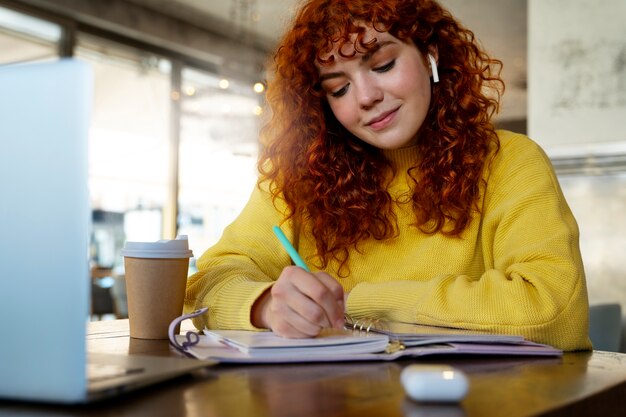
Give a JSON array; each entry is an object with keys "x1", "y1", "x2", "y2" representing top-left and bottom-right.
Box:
[{"x1": 1, "y1": 0, "x2": 624, "y2": 350}]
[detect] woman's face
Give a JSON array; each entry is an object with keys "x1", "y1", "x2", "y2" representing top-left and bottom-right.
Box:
[{"x1": 318, "y1": 28, "x2": 433, "y2": 150}]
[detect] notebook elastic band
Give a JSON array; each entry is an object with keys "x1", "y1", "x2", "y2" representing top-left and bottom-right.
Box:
[{"x1": 168, "y1": 307, "x2": 208, "y2": 352}]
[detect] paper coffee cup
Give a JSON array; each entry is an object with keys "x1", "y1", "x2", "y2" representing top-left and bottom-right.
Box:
[{"x1": 121, "y1": 236, "x2": 193, "y2": 339}]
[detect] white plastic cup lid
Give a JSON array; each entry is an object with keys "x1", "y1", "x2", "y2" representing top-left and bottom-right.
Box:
[{"x1": 121, "y1": 235, "x2": 193, "y2": 259}]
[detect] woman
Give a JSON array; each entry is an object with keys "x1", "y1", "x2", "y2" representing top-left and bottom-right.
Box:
[{"x1": 185, "y1": 0, "x2": 591, "y2": 351}]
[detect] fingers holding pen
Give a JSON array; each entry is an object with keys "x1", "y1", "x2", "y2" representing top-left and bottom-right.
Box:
[
  {"x1": 269, "y1": 266, "x2": 345, "y2": 337},
  {"x1": 268, "y1": 226, "x2": 345, "y2": 335},
  {"x1": 313, "y1": 271, "x2": 346, "y2": 328}
]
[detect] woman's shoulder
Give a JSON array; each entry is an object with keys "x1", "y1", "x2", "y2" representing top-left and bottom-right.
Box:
[
  {"x1": 485, "y1": 130, "x2": 559, "y2": 190},
  {"x1": 495, "y1": 129, "x2": 543, "y2": 153},
  {"x1": 492, "y1": 129, "x2": 552, "y2": 166}
]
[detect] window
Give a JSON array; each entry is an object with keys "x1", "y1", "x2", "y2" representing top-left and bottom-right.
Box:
[
  {"x1": 0, "y1": 6, "x2": 60, "y2": 64},
  {"x1": 0, "y1": 3, "x2": 264, "y2": 317},
  {"x1": 177, "y1": 68, "x2": 263, "y2": 256},
  {"x1": 75, "y1": 36, "x2": 172, "y2": 269}
]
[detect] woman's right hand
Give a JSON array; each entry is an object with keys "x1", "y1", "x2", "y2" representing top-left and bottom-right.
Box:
[{"x1": 251, "y1": 266, "x2": 345, "y2": 338}]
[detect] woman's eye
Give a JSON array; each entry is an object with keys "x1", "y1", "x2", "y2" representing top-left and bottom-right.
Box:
[
  {"x1": 330, "y1": 84, "x2": 349, "y2": 98},
  {"x1": 373, "y1": 60, "x2": 395, "y2": 73}
]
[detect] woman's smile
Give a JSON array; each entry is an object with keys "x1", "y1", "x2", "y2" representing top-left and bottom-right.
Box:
[{"x1": 365, "y1": 106, "x2": 401, "y2": 131}]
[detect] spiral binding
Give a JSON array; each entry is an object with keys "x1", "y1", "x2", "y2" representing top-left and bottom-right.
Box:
[
  {"x1": 344, "y1": 314, "x2": 405, "y2": 353},
  {"x1": 344, "y1": 313, "x2": 384, "y2": 333}
]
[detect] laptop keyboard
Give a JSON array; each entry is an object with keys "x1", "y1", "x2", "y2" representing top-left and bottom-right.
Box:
[{"x1": 87, "y1": 363, "x2": 145, "y2": 382}]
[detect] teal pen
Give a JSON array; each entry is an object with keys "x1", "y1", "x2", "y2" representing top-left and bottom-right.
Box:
[{"x1": 272, "y1": 225, "x2": 310, "y2": 272}]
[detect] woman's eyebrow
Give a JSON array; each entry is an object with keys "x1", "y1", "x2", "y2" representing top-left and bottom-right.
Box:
[
  {"x1": 318, "y1": 71, "x2": 344, "y2": 83},
  {"x1": 361, "y1": 40, "x2": 394, "y2": 62},
  {"x1": 318, "y1": 41, "x2": 395, "y2": 83}
]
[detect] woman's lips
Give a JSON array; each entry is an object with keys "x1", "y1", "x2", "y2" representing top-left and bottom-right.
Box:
[{"x1": 366, "y1": 107, "x2": 400, "y2": 130}]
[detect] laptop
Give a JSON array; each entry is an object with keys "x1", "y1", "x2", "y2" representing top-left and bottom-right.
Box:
[{"x1": 0, "y1": 59, "x2": 214, "y2": 404}]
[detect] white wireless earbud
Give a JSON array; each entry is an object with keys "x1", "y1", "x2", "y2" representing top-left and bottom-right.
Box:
[
  {"x1": 401, "y1": 365, "x2": 468, "y2": 403},
  {"x1": 428, "y1": 54, "x2": 439, "y2": 83}
]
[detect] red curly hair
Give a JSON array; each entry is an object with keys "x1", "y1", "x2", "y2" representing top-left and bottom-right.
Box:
[{"x1": 259, "y1": 0, "x2": 503, "y2": 272}]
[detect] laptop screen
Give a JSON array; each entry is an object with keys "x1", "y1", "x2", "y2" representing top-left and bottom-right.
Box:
[{"x1": 0, "y1": 59, "x2": 93, "y2": 402}]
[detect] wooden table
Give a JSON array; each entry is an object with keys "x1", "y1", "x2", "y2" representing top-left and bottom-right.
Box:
[{"x1": 1, "y1": 319, "x2": 625, "y2": 417}]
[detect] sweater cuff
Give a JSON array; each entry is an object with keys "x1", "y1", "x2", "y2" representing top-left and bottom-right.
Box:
[{"x1": 212, "y1": 279, "x2": 274, "y2": 331}]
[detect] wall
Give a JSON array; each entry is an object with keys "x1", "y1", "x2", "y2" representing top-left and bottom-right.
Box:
[
  {"x1": 529, "y1": 0, "x2": 626, "y2": 329},
  {"x1": 529, "y1": 0, "x2": 626, "y2": 152},
  {"x1": 441, "y1": 0, "x2": 528, "y2": 124}
]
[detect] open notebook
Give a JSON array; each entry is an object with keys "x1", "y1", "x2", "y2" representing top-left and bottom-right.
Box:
[{"x1": 168, "y1": 308, "x2": 562, "y2": 363}]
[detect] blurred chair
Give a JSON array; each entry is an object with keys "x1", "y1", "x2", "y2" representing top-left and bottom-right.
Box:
[
  {"x1": 110, "y1": 274, "x2": 128, "y2": 319},
  {"x1": 90, "y1": 266, "x2": 115, "y2": 320},
  {"x1": 90, "y1": 283, "x2": 114, "y2": 320},
  {"x1": 588, "y1": 303, "x2": 623, "y2": 352}
]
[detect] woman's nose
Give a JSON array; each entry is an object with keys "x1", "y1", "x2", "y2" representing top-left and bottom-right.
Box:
[{"x1": 355, "y1": 78, "x2": 383, "y2": 109}]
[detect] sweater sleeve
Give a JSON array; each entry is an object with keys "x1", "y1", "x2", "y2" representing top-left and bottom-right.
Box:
[
  {"x1": 184, "y1": 182, "x2": 294, "y2": 331},
  {"x1": 347, "y1": 133, "x2": 591, "y2": 351}
]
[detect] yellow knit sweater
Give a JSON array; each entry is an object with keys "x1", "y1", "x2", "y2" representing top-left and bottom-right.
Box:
[{"x1": 185, "y1": 130, "x2": 591, "y2": 351}]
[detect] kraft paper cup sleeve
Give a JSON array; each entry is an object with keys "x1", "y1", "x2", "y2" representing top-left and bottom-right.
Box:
[{"x1": 122, "y1": 237, "x2": 192, "y2": 340}]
